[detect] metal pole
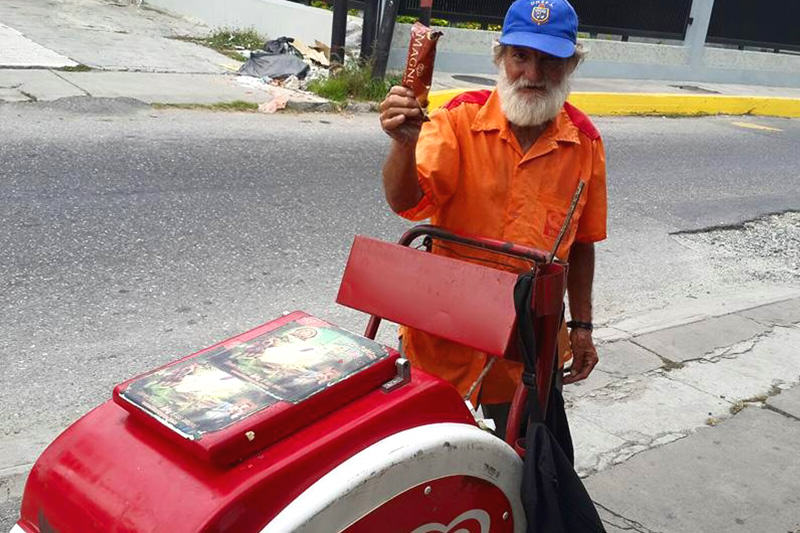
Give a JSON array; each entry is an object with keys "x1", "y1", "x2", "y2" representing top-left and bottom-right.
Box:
[
  {"x1": 331, "y1": 0, "x2": 349, "y2": 65},
  {"x1": 372, "y1": 0, "x2": 400, "y2": 79},
  {"x1": 419, "y1": 0, "x2": 432, "y2": 26},
  {"x1": 360, "y1": 0, "x2": 379, "y2": 62},
  {"x1": 684, "y1": 0, "x2": 715, "y2": 68}
]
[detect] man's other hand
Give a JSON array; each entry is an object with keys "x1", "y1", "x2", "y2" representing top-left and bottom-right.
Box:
[
  {"x1": 380, "y1": 86, "x2": 423, "y2": 144},
  {"x1": 564, "y1": 328, "x2": 598, "y2": 384}
]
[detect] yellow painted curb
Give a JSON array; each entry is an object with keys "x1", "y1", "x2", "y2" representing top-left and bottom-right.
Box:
[
  {"x1": 428, "y1": 89, "x2": 800, "y2": 118},
  {"x1": 428, "y1": 89, "x2": 470, "y2": 111}
]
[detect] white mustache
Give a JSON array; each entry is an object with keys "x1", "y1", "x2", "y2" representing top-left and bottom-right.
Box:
[{"x1": 512, "y1": 80, "x2": 547, "y2": 91}]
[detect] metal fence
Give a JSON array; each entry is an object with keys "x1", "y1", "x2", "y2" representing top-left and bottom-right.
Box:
[
  {"x1": 570, "y1": 0, "x2": 692, "y2": 40},
  {"x1": 706, "y1": 0, "x2": 800, "y2": 52},
  {"x1": 289, "y1": 0, "x2": 800, "y2": 51},
  {"x1": 399, "y1": 0, "x2": 510, "y2": 26},
  {"x1": 398, "y1": 0, "x2": 694, "y2": 39}
]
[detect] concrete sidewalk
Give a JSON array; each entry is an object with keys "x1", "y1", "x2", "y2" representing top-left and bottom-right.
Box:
[
  {"x1": 0, "y1": 69, "x2": 335, "y2": 110},
  {"x1": 568, "y1": 290, "x2": 800, "y2": 531}
]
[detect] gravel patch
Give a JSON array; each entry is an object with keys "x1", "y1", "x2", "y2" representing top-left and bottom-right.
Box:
[{"x1": 673, "y1": 211, "x2": 800, "y2": 284}]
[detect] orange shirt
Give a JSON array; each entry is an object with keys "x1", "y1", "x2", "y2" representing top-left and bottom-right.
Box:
[{"x1": 398, "y1": 89, "x2": 607, "y2": 404}]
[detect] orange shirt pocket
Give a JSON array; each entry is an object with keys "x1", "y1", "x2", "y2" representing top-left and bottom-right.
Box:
[{"x1": 538, "y1": 191, "x2": 587, "y2": 258}]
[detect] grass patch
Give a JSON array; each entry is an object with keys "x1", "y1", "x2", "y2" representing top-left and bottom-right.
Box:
[
  {"x1": 152, "y1": 100, "x2": 258, "y2": 112},
  {"x1": 175, "y1": 29, "x2": 265, "y2": 62},
  {"x1": 58, "y1": 64, "x2": 92, "y2": 72},
  {"x1": 396, "y1": 16, "x2": 499, "y2": 30},
  {"x1": 307, "y1": 62, "x2": 400, "y2": 103},
  {"x1": 310, "y1": 1, "x2": 361, "y2": 15}
]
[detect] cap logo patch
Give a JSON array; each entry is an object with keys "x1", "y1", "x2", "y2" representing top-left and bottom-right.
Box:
[{"x1": 531, "y1": 1, "x2": 551, "y2": 25}]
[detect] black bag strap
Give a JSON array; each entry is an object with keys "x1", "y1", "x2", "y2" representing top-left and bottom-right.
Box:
[{"x1": 513, "y1": 269, "x2": 546, "y2": 423}]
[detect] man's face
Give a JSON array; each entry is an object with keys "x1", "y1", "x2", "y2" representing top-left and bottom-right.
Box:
[
  {"x1": 503, "y1": 46, "x2": 571, "y2": 92},
  {"x1": 497, "y1": 45, "x2": 574, "y2": 127}
]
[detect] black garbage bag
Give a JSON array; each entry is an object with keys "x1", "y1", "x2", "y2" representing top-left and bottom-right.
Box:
[
  {"x1": 262, "y1": 36, "x2": 296, "y2": 55},
  {"x1": 513, "y1": 270, "x2": 606, "y2": 533},
  {"x1": 238, "y1": 37, "x2": 309, "y2": 80}
]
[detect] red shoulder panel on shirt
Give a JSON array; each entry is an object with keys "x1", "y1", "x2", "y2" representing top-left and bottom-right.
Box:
[
  {"x1": 443, "y1": 89, "x2": 492, "y2": 110},
  {"x1": 564, "y1": 102, "x2": 601, "y2": 140}
]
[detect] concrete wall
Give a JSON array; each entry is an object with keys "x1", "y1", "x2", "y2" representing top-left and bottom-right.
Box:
[
  {"x1": 146, "y1": 0, "x2": 800, "y2": 88},
  {"x1": 388, "y1": 23, "x2": 800, "y2": 88},
  {"x1": 146, "y1": 0, "x2": 335, "y2": 45}
]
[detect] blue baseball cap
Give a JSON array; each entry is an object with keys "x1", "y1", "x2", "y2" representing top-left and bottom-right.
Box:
[{"x1": 499, "y1": 0, "x2": 578, "y2": 58}]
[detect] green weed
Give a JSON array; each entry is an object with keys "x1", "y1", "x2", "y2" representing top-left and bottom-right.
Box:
[
  {"x1": 152, "y1": 100, "x2": 259, "y2": 112},
  {"x1": 59, "y1": 64, "x2": 92, "y2": 72},
  {"x1": 307, "y1": 62, "x2": 400, "y2": 102},
  {"x1": 174, "y1": 29, "x2": 266, "y2": 62}
]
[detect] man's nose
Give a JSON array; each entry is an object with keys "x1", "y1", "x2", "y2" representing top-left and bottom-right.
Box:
[{"x1": 521, "y1": 57, "x2": 543, "y2": 84}]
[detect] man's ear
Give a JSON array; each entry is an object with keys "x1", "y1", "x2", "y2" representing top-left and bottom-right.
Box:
[{"x1": 565, "y1": 54, "x2": 580, "y2": 75}]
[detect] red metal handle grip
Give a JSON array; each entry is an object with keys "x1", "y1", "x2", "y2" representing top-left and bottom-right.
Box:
[{"x1": 399, "y1": 224, "x2": 551, "y2": 264}]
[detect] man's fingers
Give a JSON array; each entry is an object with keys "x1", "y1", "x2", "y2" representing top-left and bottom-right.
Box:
[
  {"x1": 383, "y1": 106, "x2": 421, "y2": 119},
  {"x1": 386, "y1": 85, "x2": 415, "y2": 99},
  {"x1": 563, "y1": 351, "x2": 598, "y2": 384},
  {"x1": 380, "y1": 107, "x2": 422, "y2": 134},
  {"x1": 380, "y1": 96, "x2": 421, "y2": 115},
  {"x1": 381, "y1": 113, "x2": 407, "y2": 130}
]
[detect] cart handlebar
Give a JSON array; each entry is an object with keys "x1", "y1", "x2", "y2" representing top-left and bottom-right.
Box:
[{"x1": 399, "y1": 225, "x2": 552, "y2": 265}]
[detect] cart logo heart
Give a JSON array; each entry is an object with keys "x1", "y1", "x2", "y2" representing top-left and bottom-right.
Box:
[{"x1": 411, "y1": 509, "x2": 491, "y2": 533}]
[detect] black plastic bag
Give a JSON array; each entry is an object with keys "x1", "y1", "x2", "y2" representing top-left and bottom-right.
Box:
[
  {"x1": 238, "y1": 37, "x2": 309, "y2": 80},
  {"x1": 514, "y1": 271, "x2": 606, "y2": 532}
]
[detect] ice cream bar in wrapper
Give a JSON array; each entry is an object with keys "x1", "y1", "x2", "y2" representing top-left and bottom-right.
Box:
[{"x1": 402, "y1": 22, "x2": 442, "y2": 121}]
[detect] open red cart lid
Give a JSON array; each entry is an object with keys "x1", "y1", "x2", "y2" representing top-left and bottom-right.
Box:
[{"x1": 114, "y1": 311, "x2": 399, "y2": 465}]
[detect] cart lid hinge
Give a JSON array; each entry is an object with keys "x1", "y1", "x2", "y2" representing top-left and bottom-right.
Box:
[{"x1": 382, "y1": 357, "x2": 411, "y2": 392}]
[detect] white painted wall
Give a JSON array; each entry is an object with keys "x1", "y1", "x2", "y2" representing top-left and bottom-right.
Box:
[
  {"x1": 388, "y1": 23, "x2": 800, "y2": 87},
  {"x1": 145, "y1": 0, "x2": 800, "y2": 87},
  {"x1": 147, "y1": 0, "x2": 335, "y2": 45}
]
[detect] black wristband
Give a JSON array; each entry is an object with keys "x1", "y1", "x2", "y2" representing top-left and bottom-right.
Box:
[{"x1": 567, "y1": 320, "x2": 593, "y2": 331}]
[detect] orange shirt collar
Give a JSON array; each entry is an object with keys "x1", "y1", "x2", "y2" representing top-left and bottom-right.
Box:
[{"x1": 471, "y1": 89, "x2": 581, "y2": 146}]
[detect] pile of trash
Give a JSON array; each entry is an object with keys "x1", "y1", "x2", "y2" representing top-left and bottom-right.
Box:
[
  {"x1": 232, "y1": 19, "x2": 365, "y2": 113},
  {"x1": 237, "y1": 36, "x2": 333, "y2": 90}
]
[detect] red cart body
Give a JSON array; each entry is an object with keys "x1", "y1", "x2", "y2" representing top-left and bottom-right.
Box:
[{"x1": 13, "y1": 226, "x2": 566, "y2": 533}]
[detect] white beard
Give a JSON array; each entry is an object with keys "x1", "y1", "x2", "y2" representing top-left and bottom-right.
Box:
[{"x1": 497, "y1": 67, "x2": 571, "y2": 127}]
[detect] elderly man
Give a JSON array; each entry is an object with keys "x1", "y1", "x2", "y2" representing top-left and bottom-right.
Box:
[{"x1": 379, "y1": 0, "x2": 607, "y2": 432}]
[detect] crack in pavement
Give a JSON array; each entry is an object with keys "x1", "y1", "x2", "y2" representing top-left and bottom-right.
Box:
[
  {"x1": 48, "y1": 69, "x2": 91, "y2": 96},
  {"x1": 703, "y1": 326, "x2": 776, "y2": 360},
  {"x1": 18, "y1": 90, "x2": 37, "y2": 102},
  {"x1": 628, "y1": 339, "x2": 685, "y2": 370},
  {"x1": 595, "y1": 501, "x2": 662, "y2": 533},
  {"x1": 578, "y1": 432, "x2": 689, "y2": 478},
  {"x1": 678, "y1": 322, "x2": 771, "y2": 363},
  {"x1": 764, "y1": 404, "x2": 800, "y2": 422}
]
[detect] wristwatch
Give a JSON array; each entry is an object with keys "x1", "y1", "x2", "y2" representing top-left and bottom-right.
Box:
[{"x1": 566, "y1": 320, "x2": 593, "y2": 331}]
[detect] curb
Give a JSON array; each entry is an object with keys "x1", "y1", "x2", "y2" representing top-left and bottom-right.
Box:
[{"x1": 428, "y1": 89, "x2": 800, "y2": 118}]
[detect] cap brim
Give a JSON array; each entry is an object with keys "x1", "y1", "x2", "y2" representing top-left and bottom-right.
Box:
[{"x1": 499, "y1": 32, "x2": 575, "y2": 58}]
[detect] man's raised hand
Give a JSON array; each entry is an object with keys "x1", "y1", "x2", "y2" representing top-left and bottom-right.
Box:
[{"x1": 379, "y1": 86, "x2": 423, "y2": 144}]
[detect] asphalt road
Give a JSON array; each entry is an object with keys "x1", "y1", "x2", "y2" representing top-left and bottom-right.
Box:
[{"x1": 0, "y1": 101, "x2": 798, "y2": 526}]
